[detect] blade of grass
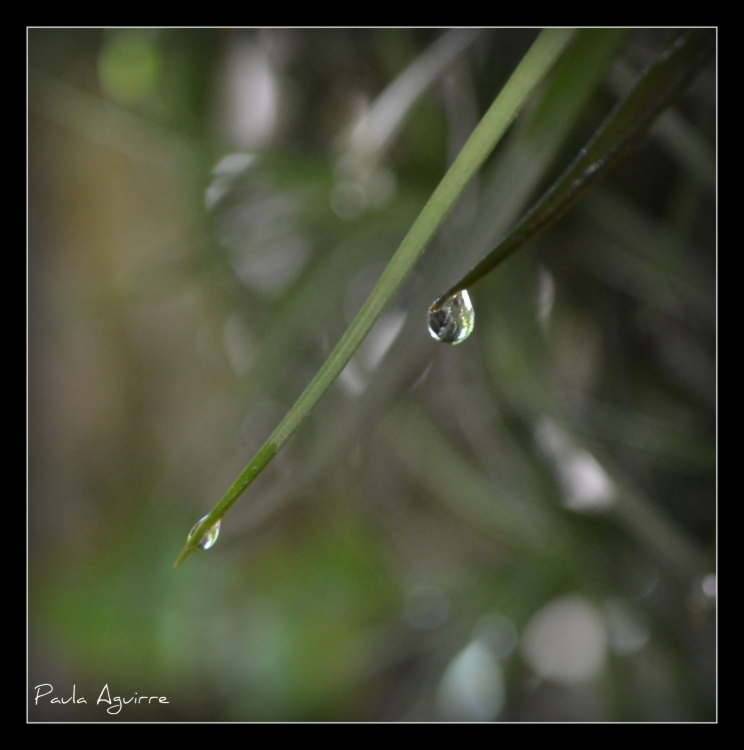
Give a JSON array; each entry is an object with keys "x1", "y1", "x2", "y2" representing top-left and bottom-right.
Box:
[
  {"x1": 432, "y1": 28, "x2": 715, "y2": 308},
  {"x1": 605, "y1": 59, "x2": 715, "y2": 187},
  {"x1": 175, "y1": 28, "x2": 577, "y2": 568},
  {"x1": 186, "y1": 30, "x2": 636, "y2": 545}
]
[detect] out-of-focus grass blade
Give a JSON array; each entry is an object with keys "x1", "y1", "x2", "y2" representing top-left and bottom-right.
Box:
[
  {"x1": 174, "y1": 29, "x2": 577, "y2": 568},
  {"x1": 346, "y1": 29, "x2": 480, "y2": 161},
  {"x1": 433, "y1": 29, "x2": 715, "y2": 307}
]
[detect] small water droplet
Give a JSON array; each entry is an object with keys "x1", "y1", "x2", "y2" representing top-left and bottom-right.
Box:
[
  {"x1": 188, "y1": 515, "x2": 221, "y2": 550},
  {"x1": 428, "y1": 290, "x2": 474, "y2": 344}
]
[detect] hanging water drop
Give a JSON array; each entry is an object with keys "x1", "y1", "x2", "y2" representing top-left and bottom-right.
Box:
[
  {"x1": 188, "y1": 515, "x2": 221, "y2": 550},
  {"x1": 428, "y1": 290, "x2": 475, "y2": 344}
]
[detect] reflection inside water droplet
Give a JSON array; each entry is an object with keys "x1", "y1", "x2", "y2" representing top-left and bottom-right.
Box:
[
  {"x1": 428, "y1": 290, "x2": 475, "y2": 344},
  {"x1": 188, "y1": 515, "x2": 221, "y2": 550}
]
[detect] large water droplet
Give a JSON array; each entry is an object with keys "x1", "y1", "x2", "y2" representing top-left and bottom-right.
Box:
[
  {"x1": 428, "y1": 290, "x2": 474, "y2": 344},
  {"x1": 188, "y1": 515, "x2": 221, "y2": 550}
]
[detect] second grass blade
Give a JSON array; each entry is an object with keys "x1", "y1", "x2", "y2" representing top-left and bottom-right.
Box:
[{"x1": 432, "y1": 28, "x2": 715, "y2": 308}]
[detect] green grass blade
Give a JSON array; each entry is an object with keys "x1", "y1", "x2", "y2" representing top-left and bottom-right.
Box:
[
  {"x1": 175, "y1": 28, "x2": 576, "y2": 568},
  {"x1": 432, "y1": 28, "x2": 715, "y2": 307},
  {"x1": 203, "y1": 30, "x2": 636, "y2": 543}
]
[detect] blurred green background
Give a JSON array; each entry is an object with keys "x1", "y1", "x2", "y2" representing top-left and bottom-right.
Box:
[{"x1": 28, "y1": 28, "x2": 716, "y2": 722}]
